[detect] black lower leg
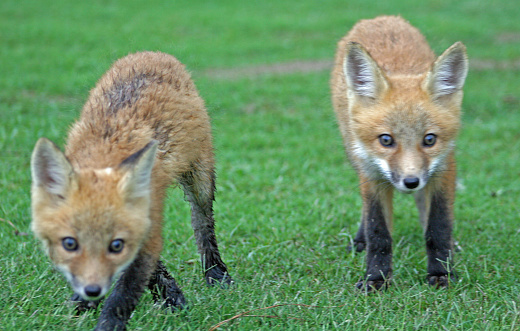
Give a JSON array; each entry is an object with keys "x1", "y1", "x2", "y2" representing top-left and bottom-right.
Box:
[
  {"x1": 148, "y1": 260, "x2": 186, "y2": 310},
  {"x1": 357, "y1": 197, "x2": 392, "y2": 291},
  {"x1": 425, "y1": 193, "x2": 455, "y2": 287},
  {"x1": 94, "y1": 253, "x2": 156, "y2": 331}
]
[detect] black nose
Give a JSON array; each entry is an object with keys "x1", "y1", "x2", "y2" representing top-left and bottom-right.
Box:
[
  {"x1": 403, "y1": 177, "x2": 420, "y2": 189},
  {"x1": 84, "y1": 284, "x2": 102, "y2": 297}
]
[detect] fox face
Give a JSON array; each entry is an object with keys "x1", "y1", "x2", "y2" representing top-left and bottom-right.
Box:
[
  {"x1": 31, "y1": 138, "x2": 157, "y2": 300},
  {"x1": 344, "y1": 41, "x2": 467, "y2": 193},
  {"x1": 350, "y1": 100, "x2": 460, "y2": 193}
]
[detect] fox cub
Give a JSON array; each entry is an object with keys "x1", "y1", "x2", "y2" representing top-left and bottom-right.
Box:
[
  {"x1": 331, "y1": 16, "x2": 468, "y2": 291},
  {"x1": 31, "y1": 52, "x2": 232, "y2": 329}
]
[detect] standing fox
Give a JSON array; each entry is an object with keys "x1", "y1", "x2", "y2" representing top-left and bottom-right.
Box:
[
  {"x1": 31, "y1": 52, "x2": 232, "y2": 330},
  {"x1": 331, "y1": 16, "x2": 468, "y2": 291}
]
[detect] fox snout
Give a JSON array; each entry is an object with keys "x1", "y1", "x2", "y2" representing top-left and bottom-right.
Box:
[
  {"x1": 81, "y1": 284, "x2": 103, "y2": 301},
  {"x1": 391, "y1": 171, "x2": 427, "y2": 193},
  {"x1": 84, "y1": 284, "x2": 102, "y2": 298},
  {"x1": 72, "y1": 277, "x2": 112, "y2": 301},
  {"x1": 57, "y1": 262, "x2": 115, "y2": 301},
  {"x1": 375, "y1": 157, "x2": 428, "y2": 193},
  {"x1": 403, "y1": 176, "x2": 420, "y2": 189}
]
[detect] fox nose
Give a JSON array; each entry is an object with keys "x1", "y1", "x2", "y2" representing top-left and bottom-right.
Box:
[
  {"x1": 403, "y1": 176, "x2": 420, "y2": 189},
  {"x1": 84, "y1": 284, "x2": 102, "y2": 298}
]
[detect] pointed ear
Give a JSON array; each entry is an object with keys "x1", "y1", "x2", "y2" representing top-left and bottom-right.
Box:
[
  {"x1": 118, "y1": 140, "x2": 158, "y2": 202},
  {"x1": 31, "y1": 138, "x2": 74, "y2": 199},
  {"x1": 343, "y1": 42, "x2": 389, "y2": 102},
  {"x1": 424, "y1": 42, "x2": 468, "y2": 100}
]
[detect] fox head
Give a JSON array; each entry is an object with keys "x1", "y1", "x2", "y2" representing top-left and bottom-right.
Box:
[
  {"x1": 343, "y1": 41, "x2": 468, "y2": 193},
  {"x1": 30, "y1": 138, "x2": 158, "y2": 300}
]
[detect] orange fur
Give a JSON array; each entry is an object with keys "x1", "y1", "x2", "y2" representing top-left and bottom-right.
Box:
[
  {"x1": 330, "y1": 16, "x2": 468, "y2": 290},
  {"x1": 31, "y1": 52, "x2": 231, "y2": 329}
]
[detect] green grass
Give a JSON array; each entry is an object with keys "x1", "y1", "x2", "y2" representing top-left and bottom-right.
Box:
[{"x1": 1, "y1": 0, "x2": 519, "y2": 329}]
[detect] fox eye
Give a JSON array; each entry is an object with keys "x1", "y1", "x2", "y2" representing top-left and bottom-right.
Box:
[
  {"x1": 62, "y1": 237, "x2": 79, "y2": 251},
  {"x1": 379, "y1": 134, "x2": 394, "y2": 147},
  {"x1": 423, "y1": 133, "x2": 437, "y2": 147},
  {"x1": 109, "y1": 239, "x2": 124, "y2": 253}
]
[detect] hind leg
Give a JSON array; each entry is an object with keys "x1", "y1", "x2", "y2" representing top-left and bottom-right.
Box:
[
  {"x1": 148, "y1": 260, "x2": 186, "y2": 310},
  {"x1": 180, "y1": 162, "x2": 232, "y2": 286}
]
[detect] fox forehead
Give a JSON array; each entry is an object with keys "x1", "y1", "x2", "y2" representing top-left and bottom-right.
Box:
[
  {"x1": 37, "y1": 204, "x2": 133, "y2": 241},
  {"x1": 350, "y1": 75, "x2": 460, "y2": 137},
  {"x1": 33, "y1": 169, "x2": 150, "y2": 240},
  {"x1": 75, "y1": 168, "x2": 124, "y2": 197}
]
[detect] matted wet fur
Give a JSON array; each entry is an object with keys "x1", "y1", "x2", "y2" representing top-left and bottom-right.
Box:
[{"x1": 31, "y1": 51, "x2": 232, "y2": 330}]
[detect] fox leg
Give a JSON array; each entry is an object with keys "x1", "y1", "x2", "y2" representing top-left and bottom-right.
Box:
[
  {"x1": 148, "y1": 260, "x2": 186, "y2": 310},
  {"x1": 420, "y1": 166, "x2": 456, "y2": 287},
  {"x1": 180, "y1": 162, "x2": 232, "y2": 286},
  {"x1": 356, "y1": 179, "x2": 393, "y2": 291},
  {"x1": 94, "y1": 253, "x2": 157, "y2": 331},
  {"x1": 424, "y1": 193, "x2": 456, "y2": 287}
]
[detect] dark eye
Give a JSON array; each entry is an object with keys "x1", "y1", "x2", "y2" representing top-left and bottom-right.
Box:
[
  {"x1": 423, "y1": 134, "x2": 437, "y2": 147},
  {"x1": 109, "y1": 239, "x2": 124, "y2": 253},
  {"x1": 62, "y1": 237, "x2": 79, "y2": 251},
  {"x1": 379, "y1": 134, "x2": 394, "y2": 147}
]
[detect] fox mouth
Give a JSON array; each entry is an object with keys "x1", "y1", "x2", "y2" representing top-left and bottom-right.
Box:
[
  {"x1": 69, "y1": 274, "x2": 112, "y2": 301},
  {"x1": 394, "y1": 184, "x2": 423, "y2": 194}
]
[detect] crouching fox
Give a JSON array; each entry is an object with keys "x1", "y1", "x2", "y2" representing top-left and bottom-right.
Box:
[
  {"x1": 330, "y1": 16, "x2": 468, "y2": 291},
  {"x1": 31, "y1": 51, "x2": 232, "y2": 329}
]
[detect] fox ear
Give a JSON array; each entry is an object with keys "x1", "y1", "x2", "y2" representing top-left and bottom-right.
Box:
[
  {"x1": 424, "y1": 42, "x2": 468, "y2": 101},
  {"x1": 344, "y1": 42, "x2": 388, "y2": 102},
  {"x1": 118, "y1": 140, "x2": 158, "y2": 202},
  {"x1": 31, "y1": 138, "x2": 74, "y2": 199}
]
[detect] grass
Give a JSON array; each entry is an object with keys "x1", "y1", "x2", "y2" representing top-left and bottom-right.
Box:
[{"x1": 1, "y1": 0, "x2": 519, "y2": 329}]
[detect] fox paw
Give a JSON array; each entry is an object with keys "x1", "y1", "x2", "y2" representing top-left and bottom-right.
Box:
[
  {"x1": 70, "y1": 293, "x2": 101, "y2": 314},
  {"x1": 356, "y1": 279, "x2": 389, "y2": 292},
  {"x1": 161, "y1": 287, "x2": 186, "y2": 311},
  {"x1": 427, "y1": 273, "x2": 456, "y2": 288},
  {"x1": 346, "y1": 240, "x2": 366, "y2": 253},
  {"x1": 148, "y1": 261, "x2": 187, "y2": 311},
  {"x1": 205, "y1": 266, "x2": 233, "y2": 287}
]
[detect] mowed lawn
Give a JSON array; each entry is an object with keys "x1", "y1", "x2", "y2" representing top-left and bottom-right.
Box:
[{"x1": 1, "y1": 0, "x2": 519, "y2": 329}]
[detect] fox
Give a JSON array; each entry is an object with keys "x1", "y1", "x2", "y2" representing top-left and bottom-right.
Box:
[
  {"x1": 31, "y1": 51, "x2": 232, "y2": 330},
  {"x1": 330, "y1": 16, "x2": 468, "y2": 291}
]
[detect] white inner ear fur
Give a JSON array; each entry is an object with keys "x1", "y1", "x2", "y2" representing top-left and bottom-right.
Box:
[
  {"x1": 343, "y1": 44, "x2": 385, "y2": 99},
  {"x1": 119, "y1": 142, "x2": 158, "y2": 201},
  {"x1": 426, "y1": 42, "x2": 468, "y2": 99},
  {"x1": 31, "y1": 138, "x2": 73, "y2": 197}
]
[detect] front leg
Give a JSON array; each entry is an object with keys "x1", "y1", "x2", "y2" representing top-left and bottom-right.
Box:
[
  {"x1": 356, "y1": 185, "x2": 393, "y2": 292},
  {"x1": 425, "y1": 191, "x2": 456, "y2": 287},
  {"x1": 94, "y1": 253, "x2": 157, "y2": 331}
]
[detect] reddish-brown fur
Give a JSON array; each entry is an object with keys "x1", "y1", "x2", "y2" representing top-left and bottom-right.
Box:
[
  {"x1": 31, "y1": 52, "x2": 231, "y2": 330},
  {"x1": 330, "y1": 16, "x2": 468, "y2": 290}
]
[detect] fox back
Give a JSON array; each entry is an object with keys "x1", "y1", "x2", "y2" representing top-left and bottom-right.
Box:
[
  {"x1": 330, "y1": 16, "x2": 468, "y2": 291},
  {"x1": 31, "y1": 52, "x2": 231, "y2": 329}
]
